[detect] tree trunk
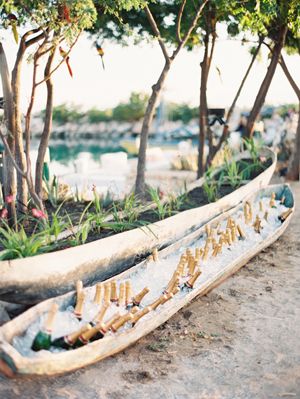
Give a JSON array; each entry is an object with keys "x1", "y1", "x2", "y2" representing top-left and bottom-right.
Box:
[
  {"x1": 135, "y1": 60, "x2": 171, "y2": 196},
  {"x1": 197, "y1": 33, "x2": 210, "y2": 178},
  {"x1": 286, "y1": 107, "x2": 300, "y2": 180},
  {"x1": 279, "y1": 55, "x2": 300, "y2": 180},
  {"x1": 35, "y1": 50, "x2": 56, "y2": 198},
  {"x1": 0, "y1": 43, "x2": 17, "y2": 224},
  {"x1": 227, "y1": 39, "x2": 263, "y2": 127},
  {"x1": 208, "y1": 39, "x2": 263, "y2": 165},
  {"x1": 11, "y1": 42, "x2": 28, "y2": 213},
  {"x1": 246, "y1": 26, "x2": 287, "y2": 137}
]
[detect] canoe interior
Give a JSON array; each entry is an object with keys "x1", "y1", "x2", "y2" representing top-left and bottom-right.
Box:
[{"x1": 0, "y1": 183, "x2": 293, "y2": 377}]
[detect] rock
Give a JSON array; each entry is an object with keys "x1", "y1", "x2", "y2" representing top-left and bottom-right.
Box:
[{"x1": 183, "y1": 310, "x2": 193, "y2": 320}]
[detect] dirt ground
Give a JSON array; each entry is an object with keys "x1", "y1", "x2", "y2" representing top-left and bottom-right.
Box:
[{"x1": 0, "y1": 182, "x2": 299, "y2": 399}]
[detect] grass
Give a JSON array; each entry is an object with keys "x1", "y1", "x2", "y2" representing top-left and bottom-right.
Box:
[{"x1": 0, "y1": 223, "x2": 52, "y2": 260}]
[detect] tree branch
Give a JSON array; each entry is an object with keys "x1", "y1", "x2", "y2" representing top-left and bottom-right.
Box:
[
  {"x1": 176, "y1": 0, "x2": 187, "y2": 43},
  {"x1": 25, "y1": 31, "x2": 46, "y2": 48},
  {"x1": 171, "y1": 0, "x2": 209, "y2": 60},
  {"x1": 279, "y1": 55, "x2": 300, "y2": 99},
  {"x1": 0, "y1": 127, "x2": 27, "y2": 178},
  {"x1": 36, "y1": 32, "x2": 81, "y2": 86},
  {"x1": 144, "y1": 5, "x2": 170, "y2": 62}
]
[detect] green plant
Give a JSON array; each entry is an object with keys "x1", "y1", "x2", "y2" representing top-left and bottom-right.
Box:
[
  {"x1": 120, "y1": 193, "x2": 140, "y2": 223},
  {"x1": 44, "y1": 176, "x2": 59, "y2": 208},
  {"x1": 223, "y1": 158, "x2": 243, "y2": 188},
  {"x1": 148, "y1": 187, "x2": 169, "y2": 220},
  {"x1": 66, "y1": 202, "x2": 92, "y2": 246},
  {"x1": 243, "y1": 137, "x2": 261, "y2": 163},
  {"x1": 240, "y1": 138, "x2": 266, "y2": 180},
  {"x1": 42, "y1": 202, "x2": 70, "y2": 243},
  {"x1": 0, "y1": 223, "x2": 51, "y2": 260},
  {"x1": 203, "y1": 179, "x2": 218, "y2": 203},
  {"x1": 67, "y1": 218, "x2": 91, "y2": 246},
  {"x1": 110, "y1": 194, "x2": 150, "y2": 234}
]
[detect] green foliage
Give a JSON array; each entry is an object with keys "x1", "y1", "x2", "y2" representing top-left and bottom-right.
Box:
[
  {"x1": 222, "y1": 158, "x2": 242, "y2": 188},
  {"x1": 0, "y1": 223, "x2": 51, "y2": 260},
  {"x1": 86, "y1": 108, "x2": 112, "y2": 123},
  {"x1": 148, "y1": 187, "x2": 170, "y2": 220},
  {"x1": 50, "y1": 104, "x2": 84, "y2": 124},
  {"x1": 167, "y1": 191, "x2": 188, "y2": 214},
  {"x1": 112, "y1": 92, "x2": 148, "y2": 122},
  {"x1": 69, "y1": 221, "x2": 90, "y2": 246},
  {"x1": 85, "y1": 188, "x2": 110, "y2": 233},
  {"x1": 44, "y1": 175, "x2": 60, "y2": 208},
  {"x1": 110, "y1": 193, "x2": 141, "y2": 232},
  {"x1": 119, "y1": 193, "x2": 140, "y2": 222},
  {"x1": 1, "y1": 1, "x2": 97, "y2": 43},
  {"x1": 168, "y1": 103, "x2": 198, "y2": 123},
  {"x1": 243, "y1": 137, "x2": 261, "y2": 164},
  {"x1": 203, "y1": 179, "x2": 218, "y2": 203},
  {"x1": 33, "y1": 202, "x2": 69, "y2": 243},
  {"x1": 46, "y1": 97, "x2": 200, "y2": 125}
]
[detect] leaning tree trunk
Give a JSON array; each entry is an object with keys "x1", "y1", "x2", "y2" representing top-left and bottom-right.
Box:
[
  {"x1": 198, "y1": 33, "x2": 210, "y2": 178},
  {"x1": 135, "y1": 60, "x2": 171, "y2": 196},
  {"x1": 0, "y1": 43, "x2": 17, "y2": 224},
  {"x1": 208, "y1": 39, "x2": 263, "y2": 165},
  {"x1": 279, "y1": 55, "x2": 300, "y2": 180},
  {"x1": 286, "y1": 108, "x2": 300, "y2": 180},
  {"x1": 35, "y1": 49, "x2": 56, "y2": 198},
  {"x1": 11, "y1": 42, "x2": 28, "y2": 213},
  {"x1": 246, "y1": 26, "x2": 287, "y2": 137}
]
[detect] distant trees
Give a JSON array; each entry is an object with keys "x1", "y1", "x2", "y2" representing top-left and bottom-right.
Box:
[
  {"x1": 49, "y1": 95, "x2": 198, "y2": 125},
  {"x1": 112, "y1": 92, "x2": 149, "y2": 122}
]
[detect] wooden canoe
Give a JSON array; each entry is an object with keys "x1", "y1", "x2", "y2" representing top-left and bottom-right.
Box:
[
  {"x1": 0, "y1": 148, "x2": 276, "y2": 305},
  {"x1": 0, "y1": 183, "x2": 293, "y2": 377}
]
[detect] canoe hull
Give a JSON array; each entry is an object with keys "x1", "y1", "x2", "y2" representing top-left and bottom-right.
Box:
[
  {"x1": 0, "y1": 148, "x2": 277, "y2": 304},
  {"x1": 0, "y1": 183, "x2": 293, "y2": 377}
]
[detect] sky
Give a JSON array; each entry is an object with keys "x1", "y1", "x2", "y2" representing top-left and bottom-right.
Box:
[{"x1": 1, "y1": 25, "x2": 300, "y2": 114}]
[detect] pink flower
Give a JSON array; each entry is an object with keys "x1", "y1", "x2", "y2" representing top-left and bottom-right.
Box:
[
  {"x1": 5, "y1": 195, "x2": 14, "y2": 204},
  {"x1": 0, "y1": 208, "x2": 8, "y2": 218},
  {"x1": 32, "y1": 208, "x2": 47, "y2": 219}
]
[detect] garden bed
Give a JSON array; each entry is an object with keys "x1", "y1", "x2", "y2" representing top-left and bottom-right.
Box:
[{"x1": 0, "y1": 148, "x2": 276, "y2": 304}]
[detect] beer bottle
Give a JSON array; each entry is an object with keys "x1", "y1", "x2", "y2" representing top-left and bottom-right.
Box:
[
  {"x1": 110, "y1": 281, "x2": 118, "y2": 303},
  {"x1": 51, "y1": 324, "x2": 91, "y2": 350},
  {"x1": 125, "y1": 280, "x2": 133, "y2": 308},
  {"x1": 93, "y1": 283, "x2": 102, "y2": 305},
  {"x1": 279, "y1": 208, "x2": 292, "y2": 222},
  {"x1": 91, "y1": 302, "x2": 109, "y2": 327},
  {"x1": 131, "y1": 306, "x2": 151, "y2": 326},
  {"x1": 132, "y1": 287, "x2": 150, "y2": 306},
  {"x1": 74, "y1": 291, "x2": 85, "y2": 320},
  {"x1": 118, "y1": 282, "x2": 125, "y2": 307},
  {"x1": 184, "y1": 269, "x2": 202, "y2": 289},
  {"x1": 31, "y1": 303, "x2": 58, "y2": 351},
  {"x1": 111, "y1": 311, "x2": 134, "y2": 332},
  {"x1": 103, "y1": 283, "x2": 111, "y2": 305}
]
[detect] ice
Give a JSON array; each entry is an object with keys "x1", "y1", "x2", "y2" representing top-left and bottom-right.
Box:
[{"x1": 13, "y1": 194, "x2": 289, "y2": 357}]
